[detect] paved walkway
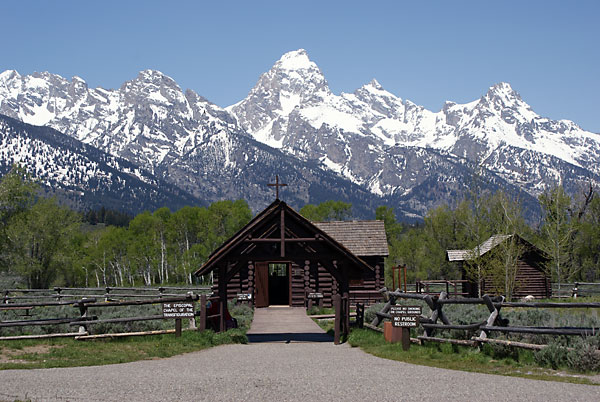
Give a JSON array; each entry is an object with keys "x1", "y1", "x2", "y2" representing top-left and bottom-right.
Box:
[{"x1": 246, "y1": 306, "x2": 332, "y2": 342}]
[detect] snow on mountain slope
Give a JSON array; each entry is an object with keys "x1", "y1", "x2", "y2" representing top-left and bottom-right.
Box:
[
  {"x1": 0, "y1": 114, "x2": 204, "y2": 212},
  {"x1": 0, "y1": 69, "x2": 240, "y2": 175},
  {"x1": 228, "y1": 50, "x2": 600, "y2": 199},
  {"x1": 0, "y1": 49, "x2": 598, "y2": 219}
]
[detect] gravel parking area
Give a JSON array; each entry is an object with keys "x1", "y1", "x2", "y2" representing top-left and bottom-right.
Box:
[{"x1": 1, "y1": 341, "x2": 599, "y2": 402}]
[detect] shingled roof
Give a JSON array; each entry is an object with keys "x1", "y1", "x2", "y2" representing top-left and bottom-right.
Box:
[
  {"x1": 447, "y1": 235, "x2": 512, "y2": 261},
  {"x1": 314, "y1": 221, "x2": 389, "y2": 257}
]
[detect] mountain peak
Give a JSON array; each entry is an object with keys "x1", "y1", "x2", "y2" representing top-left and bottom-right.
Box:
[
  {"x1": 486, "y1": 82, "x2": 520, "y2": 100},
  {"x1": 129, "y1": 69, "x2": 179, "y2": 90},
  {"x1": 275, "y1": 49, "x2": 317, "y2": 71},
  {"x1": 0, "y1": 69, "x2": 21, "y2": 82},
  {"x1": 367, "y1": 79, "x2": 383, "y2": 90}
]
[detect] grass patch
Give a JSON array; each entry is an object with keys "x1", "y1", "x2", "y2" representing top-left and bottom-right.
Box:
[
  {"x1": 0, "y1": 328, "x2": 247, "y2": 370},
  {"x1": 306, "y1": 306, "x2": 335, "y2": 315},
  {"x1": 348, "y1": 328, "x2": 600, "y2": 385}
]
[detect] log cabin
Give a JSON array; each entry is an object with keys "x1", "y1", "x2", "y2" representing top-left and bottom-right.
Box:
[
  {"x1": 193, "y1": 199, "x2": 388, "y2": 311},
  {"x1": 447, "y1": 234, "x2": 551, "y2": 299}
]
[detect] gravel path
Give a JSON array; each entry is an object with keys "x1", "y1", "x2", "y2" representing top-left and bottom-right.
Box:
[{"x1": 1, "y1": 342, "x2": 599, "y2": 402}]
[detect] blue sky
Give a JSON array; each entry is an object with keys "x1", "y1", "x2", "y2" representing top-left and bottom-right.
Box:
[{"x1": 3, "y1": 1, "x2": 599, "y2": 132}]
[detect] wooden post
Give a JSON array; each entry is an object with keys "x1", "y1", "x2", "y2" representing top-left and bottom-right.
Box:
[
  {"x1": 199, "y1": 294, "x2": 206, "y2": 332},
  {"x1": 188, "y1": 292, "x2": 197, "y2": 330},
  {"x1": 401, "y1": 327, "x2": 410, "y2": 351},
  {"x1": 403, "y1": 265, "x2": 407, "y2": 293},
  {"x1": 343, "y1": 292, "x2": 350, "y2": 337},
  {"x1": 219, "y1": 265, "x2": 227, "y2": 333},
  {"x1": 175, "y1": 318, "x2": 182, "y2": 337},
  {"x1": 76, "y1": 299, "x2": 89, "y2": 335},
  {"x1": 333, "y1": 294, "x2": 341, "y2": 345},
  {"x1": 392, "y1": 266, "x2": 396, "y2": 291},
  {"x1": 480, "y1": 294, "x2": 504, "y2": 339},
  {"x1": 54, "y1": 287, "x2": 62, "y2": 301},
  {"x1": 356, "y1": 303, "x2": 364, "y2": 329}
]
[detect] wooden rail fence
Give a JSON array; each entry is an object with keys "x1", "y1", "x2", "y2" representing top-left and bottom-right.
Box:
[
  {"x1": 0, "y1": 291, "x2": 223, "y2": 341},
  {"x1": 368, "y1": 287, "x2": 600, "y2": 351},
  {"x1": 2, "y1": 286, "x2": 212, "y2": 303}
]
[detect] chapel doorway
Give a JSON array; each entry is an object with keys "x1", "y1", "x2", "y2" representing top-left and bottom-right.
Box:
[{"x1": 255, "y1": 262, "x2": 290, "y2": 307}]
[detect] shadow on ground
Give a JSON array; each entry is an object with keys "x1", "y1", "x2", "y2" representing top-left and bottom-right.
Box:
[{"x1": 247, "y1": 332, "x2": 333, "y2": 343}]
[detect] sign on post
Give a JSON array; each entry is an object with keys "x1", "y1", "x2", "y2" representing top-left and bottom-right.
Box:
[
  {"x1": 307, "y1": 292, "x2": 323, "y2": 299},
  {"x1": 163, "y1": 302, "x2": 195, "y2": 337},
  {"x1": 389, "y1": 305, "x2": 421, "y2": 350}
]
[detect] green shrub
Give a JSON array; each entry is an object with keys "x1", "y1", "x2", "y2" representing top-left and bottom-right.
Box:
[
  {"x1": 482, "y1": 343, "x2": 519, "y2": 361},
  {"x1": 534, "y1": 342, "x2": 569, "y2": 369},
  {"x1": 364, "y1": 303, "x2": 385, "y2": 325},
  {"x1": 567, "y1": 336, "x2": 600, "y2": 372}
]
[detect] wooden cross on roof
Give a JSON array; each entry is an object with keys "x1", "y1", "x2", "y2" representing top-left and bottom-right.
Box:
[{"x1": 267, "y1": 175, "x2": 287, "y2": 200}]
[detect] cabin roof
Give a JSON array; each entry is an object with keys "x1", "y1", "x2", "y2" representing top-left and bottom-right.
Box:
[
  {"x1": 446, "y1": 234, "x2": 545, "y2": 262},
  {"x1": 194, "y1": 200, "x2": 381, "y2": 277},
  {"x1": 314, "y1": 221, "x2": 389, "y2": 257}
]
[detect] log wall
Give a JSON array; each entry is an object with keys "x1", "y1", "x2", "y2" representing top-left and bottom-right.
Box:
[{"x1": 211, "y1": 257, "x2": 384, "y2": 308}]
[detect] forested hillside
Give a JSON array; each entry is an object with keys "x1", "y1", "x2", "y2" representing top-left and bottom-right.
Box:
[{"x1": 1, "y1": 166, "x2": 598, "y2": 292}]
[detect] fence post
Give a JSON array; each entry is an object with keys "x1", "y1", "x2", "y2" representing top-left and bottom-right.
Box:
[
  {"x1": 105, "y1": 287, "x2": 111, "y2": 302},
  {"x1": 175, "y1": 318, "x2": 182, "y2": 337},
  {"x1": 572, "y1": 283, "x2": 579, "y2": 298},
  {"x1": 198, "y1": 294, "x2": 207, "y2": 332},
  {"x1": 54, "y1": 287, "x2": 62, "y2": 301},
  {"x1": 188, "y1": 292, "x2": 197, "y2": 330},
  {"x1": 343, "y1": 292, "x2": 350, "y2": 337},
  {"x1": 480, "y1": 294, "x2": 504, "y2": 339},
  {"x1": 3, "y1": 290, "x2": 9, "y2": 304},
  {"x1": 76, "y1": 299, "x2": 89, "y2": 335},
  {"x1": 333, "y1": 294, "x2": 341, "y2": 345},
  {"x1": 356, "y1": 303, "x2": 364, "y2": 329}
]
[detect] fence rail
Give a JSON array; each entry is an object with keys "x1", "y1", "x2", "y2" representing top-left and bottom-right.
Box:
[
  {"x1": 368, "y1": 287, "x2": 600, "y2": 352},
  {"x1": 415, "y1": 280, "x2": 470, "y2": 298},
  {"x1": 0, "y1": 291, "x2": 222, "y2": 341},
  {"x1": 2, "y1": 286, "x2": 212, "y2": 304}
]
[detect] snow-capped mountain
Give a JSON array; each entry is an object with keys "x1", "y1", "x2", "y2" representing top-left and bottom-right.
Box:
[
  {"x1": 0, "y1": 69, "x2": 241, "y2": 175},
  {"x1": 0, "y1": 114, "x2": 204, "y2": 212},
  {"x1": 229, "y1": 49, "x2": 600, "y2": 199},
  {"x1": 0, "y1": 49, "x2": 598, "y2": 219}
]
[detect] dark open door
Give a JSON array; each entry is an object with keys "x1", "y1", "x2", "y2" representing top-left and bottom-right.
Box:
[
  {"x1": 268, "y1": 263, "x2": 289, "y2": 305},
  {"x1": 255, "y1": 262, "x2": 269, "y2": 307}
]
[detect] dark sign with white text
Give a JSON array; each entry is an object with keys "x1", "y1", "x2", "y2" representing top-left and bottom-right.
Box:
[
  {"x1": 162, "y1": 302, "x2": 194, "y2": 318},
  {"x1": 390, "y1": 305, "x2": 421, "y2": 328}
]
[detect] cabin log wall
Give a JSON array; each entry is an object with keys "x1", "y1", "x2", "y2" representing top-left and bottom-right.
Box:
[{"x1": 209, "y1": 257, "x2": 384, "y2": 308}]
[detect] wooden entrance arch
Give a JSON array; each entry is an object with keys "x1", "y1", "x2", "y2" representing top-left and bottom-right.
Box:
[{"x1": 194, "y1": 200, "x2": 386, "y2": 338}]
